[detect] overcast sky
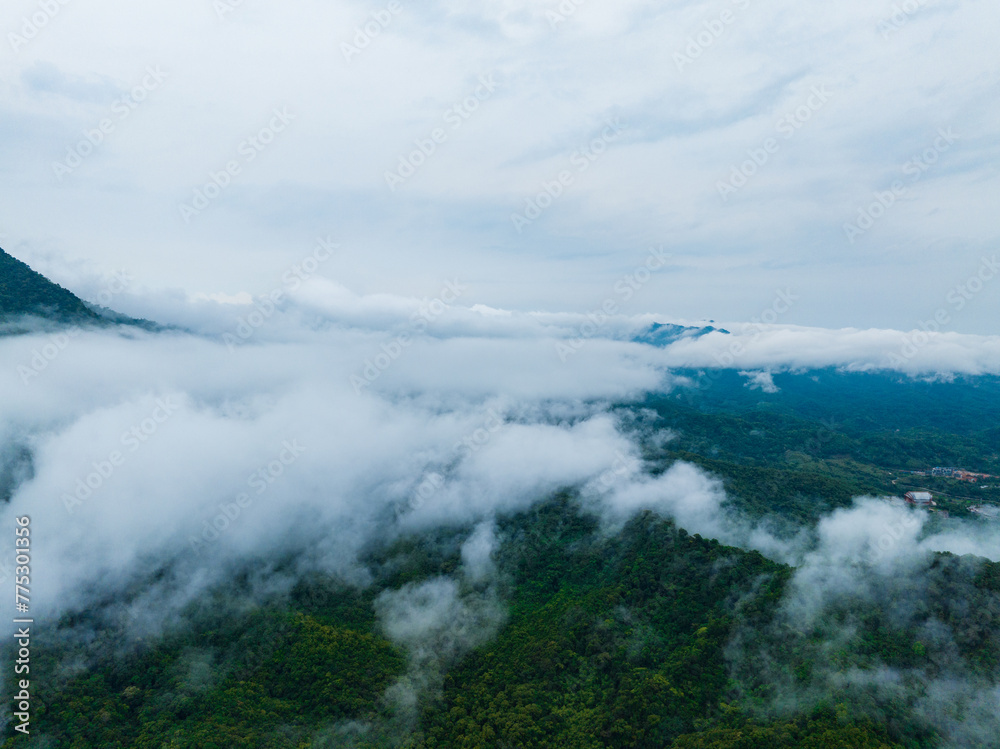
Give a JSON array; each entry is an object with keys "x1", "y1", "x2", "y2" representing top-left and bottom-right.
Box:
[
  {"x1": 1, "y1": 0, "x2": 998, "y2": 333},
  {"x1": 3, "y1": 9, "x2": 1000, "y2": 735}
]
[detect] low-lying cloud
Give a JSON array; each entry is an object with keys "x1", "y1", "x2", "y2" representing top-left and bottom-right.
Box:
[
  {"x1": 2, "y1": 299, "x2": 1000, "y2": 744},
  {"x1": 3, "y1": 293, "x2": 1000, "y2": 621}
]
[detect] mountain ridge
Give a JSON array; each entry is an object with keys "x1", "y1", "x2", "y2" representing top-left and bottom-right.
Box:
[
  {"x1": 0, "y1": 246, "x2": 158, "y2": 333},
  {"x1": 0, "y1": 245, "x2": 103, "y2": 324}
]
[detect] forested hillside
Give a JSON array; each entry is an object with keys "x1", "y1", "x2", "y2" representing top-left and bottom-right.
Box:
[
  {"x1": 0, "y1": 247, "x2": 100, "y2": 323},
  {"x1": 3, "y1": 498, "x2": 930, "y2": 748},
  {"x1": 6, "y1": 480, "x2": 1000, "y2": 746}
]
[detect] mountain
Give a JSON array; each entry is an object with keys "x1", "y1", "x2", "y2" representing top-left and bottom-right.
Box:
[
  {"x1": 0, "y1": 246, "x2": 157, "y2": 332},
  {"x1": 0, "y1": 246, "x2": 103, "y2": 324},
  {"x1": 632, "y1": 322, "x2": 730, "y2": 346}
]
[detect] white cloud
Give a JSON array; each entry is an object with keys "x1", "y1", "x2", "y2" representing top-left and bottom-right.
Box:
[
  {"x1": 0, "y1": 0, "x2": 997, "y2": 330},
  {"x1": 2, "y1": 309, "x2": 999, "y2": 743},
  {"x1": 740, "y1": 369, "x2": 779, "y2": 393}
]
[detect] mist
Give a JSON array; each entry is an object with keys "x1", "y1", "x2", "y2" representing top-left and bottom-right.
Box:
[{"x1": 3, "y1": 300, "x2": 1000, "y2": 744}]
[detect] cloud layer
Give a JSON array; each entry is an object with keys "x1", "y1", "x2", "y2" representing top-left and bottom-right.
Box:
[
  {"x1": 3, "y1": 306, "x2": 1000, "y2": 745},
  {"x1": 4, "y1": 295, "x2": 1000, "y2": 628}
]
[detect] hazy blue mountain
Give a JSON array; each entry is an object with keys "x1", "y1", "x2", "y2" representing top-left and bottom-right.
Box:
[{"x1": 632, "y1": 322, "x2": 730, "y2": 346}]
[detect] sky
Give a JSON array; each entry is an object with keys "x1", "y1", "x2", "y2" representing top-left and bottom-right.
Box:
[
  {"x1": 1, "y1": 0, "x2": 998, "y2": 333},
  {"x1": 2, "y1": 6, "x2": 1000, "y2": 738}
]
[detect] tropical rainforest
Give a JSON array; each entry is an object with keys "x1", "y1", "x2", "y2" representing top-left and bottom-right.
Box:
[{"x1": 4, "y1": 368, "x2": 1000, "y2": 748}]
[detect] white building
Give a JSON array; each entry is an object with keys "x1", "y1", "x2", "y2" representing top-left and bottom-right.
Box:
[{"x1": 904, "y1": 491, "x2": 934, "y2": 506}]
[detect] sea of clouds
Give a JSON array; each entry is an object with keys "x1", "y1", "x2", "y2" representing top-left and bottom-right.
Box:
[{"x1": 2, "y1": 283, "x2": 1000, "y2": 744}]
